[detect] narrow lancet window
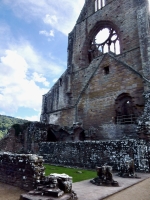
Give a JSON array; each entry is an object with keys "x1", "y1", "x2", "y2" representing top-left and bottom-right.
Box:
[{"x1": 95, "y1": 0, "x2": 106, "y2": 12}]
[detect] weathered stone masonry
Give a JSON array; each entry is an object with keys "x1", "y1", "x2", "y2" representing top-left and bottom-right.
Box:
[
  {"x1": 0, "y1": 153, "x2": 44, "y2": 191},
  {"x1": 40, "y1": 0, "x2": 150, "y2": 140},
  {"x1": 40, "y1": 139, "x2": 150, "y2": 172}
]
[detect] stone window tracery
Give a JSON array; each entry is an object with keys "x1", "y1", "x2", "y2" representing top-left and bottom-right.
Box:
[
  {"x1": 88, "y1": 27, "x2": 120, "y2": 62},
  {"x1": 95, "y1": 0, "x2": 106, "y2": 12}
]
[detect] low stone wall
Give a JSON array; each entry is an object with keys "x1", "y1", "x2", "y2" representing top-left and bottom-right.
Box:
[
  {"x1": 0, "y1": 153, "x2": 44, "y2": 191},
  {"x1": 0, "y1": 129, "x2": 23, "y2": 153},
  {"x1": 39, "y1": 139, "x2": 150, "y2": 172}
]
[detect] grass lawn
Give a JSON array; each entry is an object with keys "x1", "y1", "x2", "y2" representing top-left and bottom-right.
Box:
[{"x1": 44, "y1": 164, "x2": 96, "y2": 183}]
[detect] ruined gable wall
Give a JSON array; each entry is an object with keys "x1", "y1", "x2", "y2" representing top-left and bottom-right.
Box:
[
  {"x1": 72, "y1": 0, "x2": 142, "y2": 71},
  {"x1": 76, "y1": 55, "x2": 144, "y2": 138},
  {"x1": 117, "y1": 48, "x2": 142, "y2": 73},
  {"x1": 47, "y1": 56, "x2": 104, "y2": 126},
  {"x1": 70, "y1": 56, "x2": 104, "y2": 105}
]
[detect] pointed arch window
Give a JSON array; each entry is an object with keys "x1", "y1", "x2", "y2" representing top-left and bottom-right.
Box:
[
  {"x1": 95, "y1": 0, "x2": 106, "y2": 11},
  {"x1": 88, "y1": 27, "x2": 120, "y2": 62},
  {"x1": 93, "y1": 27, "x2": 120, "y2": 54}
]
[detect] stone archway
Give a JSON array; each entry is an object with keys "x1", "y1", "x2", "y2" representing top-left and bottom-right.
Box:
[
  {"x1": 115, "y1": 93, "x2": 138, "y2": 124},
  {"x1": 73, "y1": 128, "x2": 85, "y2": 141}
]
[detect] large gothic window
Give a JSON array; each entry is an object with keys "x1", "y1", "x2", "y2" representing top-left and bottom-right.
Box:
[
  {"x1": 95, "y1": 0, "x2": 106, "y2": 11},
  {"x1": 88, "y1": 27, "x2": 120, "y2": 62}
]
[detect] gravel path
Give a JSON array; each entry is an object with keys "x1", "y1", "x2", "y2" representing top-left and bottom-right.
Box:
[
  {"x1": 103, "y1": 178, "x2": 150, "y2": 200},
  {"x1": 72, "y1": 173, "x2": 150, "y2": 200},
  {"x1": 0, "y1": 183, "x2": 24, "y2": 200}
]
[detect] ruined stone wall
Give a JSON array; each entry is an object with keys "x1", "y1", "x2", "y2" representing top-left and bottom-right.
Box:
[
  {"x1": 76, "y1": 54, "x2": 144, "y2": 137},
  {"x1": 40, "y1": 139, "x2": 150, "y2": 172},
  {"x1": 0, "y1": 129, "x2": 23, "y2": 153},
  {"x1": 117, "y1": 48, "x2": 142, "y2": 73},
  {"x1": 40, "y1": 0, "x2": 148, "y2": 137},
  {"x1": 73, "y1": 0, "x2": 142, "y2": 69},
  {"x1": 0, "y1": 153, "x2": 44, "y2": 191},
  {"x1": 41, "y1": 71, "x2": 68, "y2": 115},
  {"x1": 48, "y1": 108, "x2": 76, "y2": 127},
  {"x1": 137, "y1": 0, "x2": 150, "y2": 80}
]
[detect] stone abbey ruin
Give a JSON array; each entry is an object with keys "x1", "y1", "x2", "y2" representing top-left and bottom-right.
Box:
[
  {"x1": 40, "y1": 0, "x2": 150, "y2": 140},
  {"x1": 0, "y1": 0, "x2": 150, "y2": 197}
]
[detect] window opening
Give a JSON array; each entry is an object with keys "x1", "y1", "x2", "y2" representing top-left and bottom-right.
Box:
[
  {"x1": 104, "y1": 66, "x2": 109, "y2": 75},
  {"x1": 59, "y1": 78, "x2": 62, "y2": 86},
  {"x1": 88, "y1": 27, "x2": 120, "y2": 62},
  {"x1": 95, "y1": 0, "x2": 106, "y2": 11},
  {"x1": 47, "y1": 129, "x2": 57, "y2": 142}
]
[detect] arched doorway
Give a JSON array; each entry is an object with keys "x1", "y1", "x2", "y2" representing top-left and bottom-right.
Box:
[
  {"x1": 74, "y1": 128, "x2": 85, "y2": 141},
  {"x1": 115, "y1": 93, "x2": 137, "y2": 124}
]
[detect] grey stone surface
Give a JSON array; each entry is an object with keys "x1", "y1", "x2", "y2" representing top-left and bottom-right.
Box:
[
  {"x1": 72, "y1": 173, "x2": 150, "y2": 200},
  {"x1": 40, "y1": 139, "x2": 150, "y2": 172}
]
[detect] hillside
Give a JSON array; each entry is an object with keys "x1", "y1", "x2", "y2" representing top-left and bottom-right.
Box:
[{"x1": 0, "y1": 115, "x2": 29, "y2": 139}]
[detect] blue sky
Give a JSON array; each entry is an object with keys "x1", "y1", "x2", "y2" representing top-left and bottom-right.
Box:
[{"x1": 0, "y1": 0, "x2": 85, "y2": 121}]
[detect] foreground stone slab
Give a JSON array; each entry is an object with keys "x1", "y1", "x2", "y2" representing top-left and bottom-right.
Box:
[
  {"x1": 20, "y1": 192, "x2": 76, "y2": 200},
  {"x1": 20, "y1": 173, "x2": 77, "y2": 200},
  {"x1": 73, "y1": 173, "x2": 150, "y2": 200}
]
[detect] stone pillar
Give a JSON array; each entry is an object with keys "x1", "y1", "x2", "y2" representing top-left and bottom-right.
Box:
[
  {"x1": 137, "y1": 0, "x2": 150, "y2": 83},
  {"x1": 136, "y1": 91, "x2": 150, "y2": 139}
]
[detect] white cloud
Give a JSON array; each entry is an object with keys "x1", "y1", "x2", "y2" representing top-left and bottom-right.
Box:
[
  {"x1": 0, "y1": 20, "x2": 66, "y2": 116},
  {"x1": 22, "y1": 113, "x2": 40, "y2": 121},
  {"x1": 39, "y1": 30, "x2": 54, "y2": 37},
  {"x1": 32, "y1": 72, "x2": 50, "y2": 87},
  {"x1": 1, "y1": 50, "x2": 28, "y2": 80},
  {"x1": 0, "y1": 0, "x2": 85, "y2": 117},
  {"x1": 2, "y1": 0, "x2": 85, "y2": 35},
  {"x1": 43, "y1": 15, "x2": 58, "y2": 26},
  {"x1": 0, "y1": 45, "x2": 57, "y2": 115},
  {"x1": 0, "y1": 49, "x2": 48, "y2": 114},
  {"x1": 8, "y1": 40, "x2": 64, "y2": 75}
]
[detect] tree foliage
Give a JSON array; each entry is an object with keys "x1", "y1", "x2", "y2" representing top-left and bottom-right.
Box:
[{"x1": 0, "y1": 115, "x2": 28, "y2": 139}]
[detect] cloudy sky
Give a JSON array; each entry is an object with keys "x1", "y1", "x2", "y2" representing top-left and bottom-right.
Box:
[{"x1": 0, "y1": 0, "x2": 85, "y2": 121}]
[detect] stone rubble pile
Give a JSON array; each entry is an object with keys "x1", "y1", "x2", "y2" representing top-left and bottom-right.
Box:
[
  {"x1": 0, "y1": 152, "x2": 45, "y2": 191},
  {"x1": 117, "y1": 155, "x2": 140, "y2": 178},
  {"x1": 0, "y1": 152, "x2": 77, "y2": 199},
  {"x1": 20, "y1": 173, "x2": 77, "y2": 200},
  {"x1": 90, "y1": 165, "x2": 119, "y2": 187}
]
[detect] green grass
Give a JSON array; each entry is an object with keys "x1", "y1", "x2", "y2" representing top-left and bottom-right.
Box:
[{"x1": 44, "y1": 164, "x2": 96, "y2": 183}]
